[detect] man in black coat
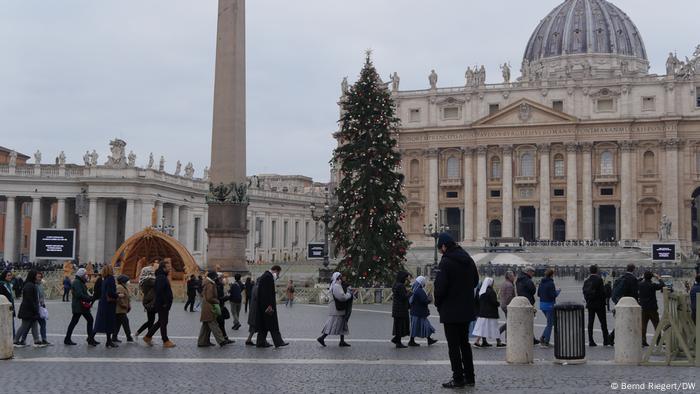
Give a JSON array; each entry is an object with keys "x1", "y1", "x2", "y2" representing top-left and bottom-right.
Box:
[
  {"x1": 255, "y1": 265, "x2": 288, "y2": 348},
  {"x1": 515, "y1": 267, "x2": 536, "y2": 305},
  {"x1": 434, "y1": 233, "x2": 479, "y2": 389},
  {"x1": 144, "y1": 261, "x2": 175, "y2": 347},
  {"x1": 184, "y1": 275, "x2": 197, "y2": 312},
  {"x1": 609, "y1": 264, "x2": 640, "y2": 345},
  {"x1": 638, "y1": 271, "x2": 665, "y2": 347},
  {"x1": 582, "y1": 265, "x2": 609, "y2": 346}
]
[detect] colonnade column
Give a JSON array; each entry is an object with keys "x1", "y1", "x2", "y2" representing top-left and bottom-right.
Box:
[
  {"x1": 475, "y1": 146, "x2": 488, "y2": 242},
  {"x1": 619, "y1": 141, "x2": 635, "y2": 241},
  {"x1": 663, "y1": 139, "x2": 681, "y2": 240},
  {"x1": 124, "y1": 199, "x2": 135, "y2": 239},
  {"x1": 3, "y1": 197, "x2": 16, "y2": 262},
  {"x1": 56, "y1": 198, "x2": 66, "y2": 229},
  {"x1": 172, "y1": 204, "x2": 180, "y2": 240},
  {"x1": 566, "y1": 143, "x2": 579, "y2": 240},
  {"x1": 426, "y1": 149, "x2": 439, "y2": 226},
  {"x1": 87, "y1": 198, "x2": 98, "y2": 263},
  {"x1": 538, "y1": 144, "x2": 551, "y2": 240},
  {"x1": 29, "y1": 197, "x2": 42, "y2": 261},
  {"x1": 581, "y1": 143, "x2": 593, "y2": 240},
  {"x1": 502, "y1": 145, "x2": 514, "y2": 238},
  {"x1": 462, "y1": 148, "x2": 474, "y2": 243}
]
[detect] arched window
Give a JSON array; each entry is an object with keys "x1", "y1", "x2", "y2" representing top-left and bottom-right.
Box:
[
  {"x1": 520, "y1": 152, "x2": 535, "y2": 177},
  {"x1": 643, "y1": 208, "x2": 656, "y2": 232},
  {"x1": 600, "y1": 150, "x2": 614, "y2": 175},
  {"x1": 446, "y1": 157, "x2": 460, "y2": 179},
  {"x1": 410, "y1": 211, "x2": 421, "y2": 233},
  {"x1": 490, "y1": 156, "x2": 502, "y2": 179},
  {"x1": 642, "y1": 151, "x2": 655, "y2": 175},
  {"x1": 553, "y1": 154, "x2": 565, "y2": 177},
  {"x1": 409, "y1": 159, "x2": 420, "y2": 182}
]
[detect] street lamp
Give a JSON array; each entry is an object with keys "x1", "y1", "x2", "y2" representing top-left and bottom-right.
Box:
[
  {"x1": 424, "y1": 213, "x2": 448, "y2": 277},
  {"x1": 153, "y1": 216, "x2": 175, "y2": 236},
  {"x1": 310, "y1": 193, "x2": 343, "y2": 268}
]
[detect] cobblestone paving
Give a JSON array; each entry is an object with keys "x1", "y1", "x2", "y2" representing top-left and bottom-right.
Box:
[{"x1": 1, "y1": 298, "x2": 696, "y2": 393}]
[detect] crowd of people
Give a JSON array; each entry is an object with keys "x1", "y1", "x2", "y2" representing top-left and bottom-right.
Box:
[{"x1": 2, "y1": 236, "x2": 700, "y2": 390}]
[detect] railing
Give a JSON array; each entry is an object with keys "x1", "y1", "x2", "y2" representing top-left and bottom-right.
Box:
[
  {"x1": 15, "y1": 166, "x2": 34, "y2": 176},
  {"x1": 0, "y1": 165, "x2": 8, "y2": 174},
  {"x1": 41, "y1": 166, "x2": 59, "y2": 176},
  {"x1": 593, "y1": 174, "x2": 619, "y2": 184},
  {"x1": 642, "y1": 288, "x2": 697, "y2": 366},
  {"x1": 67, "y1": 167, "x2": 84, "y2": 177},
  {"x1": 439, "y1": 178, "x2": 462, "y2": 187},
  {"x1": 514, "y1": 176, "x2": 538, "y2": 185}
]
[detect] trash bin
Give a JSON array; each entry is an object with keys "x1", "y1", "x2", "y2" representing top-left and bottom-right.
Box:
[
  {"x1": 553, "y1": 302, "x2": 586, "y2": 364},
  {"x1": 374, "y1": 288, "x2": 383, "y2": 304}
]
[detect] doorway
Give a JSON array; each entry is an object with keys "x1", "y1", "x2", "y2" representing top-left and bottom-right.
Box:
[
  {"x1": 489, "y1": 220, "x2": 502, "y2": 238},
  {"x1": 598, "y1": 205, "x2": 617, "y2": 241},
  {"x1": 445, "y1": 208, "x2": 461, "y2": 241},
  {"x1": 519, "y1": 206, "x2": 536, "y2": 242},
  {"x1": 553, "y1": 219, "x2": 566, "y2": 242}
]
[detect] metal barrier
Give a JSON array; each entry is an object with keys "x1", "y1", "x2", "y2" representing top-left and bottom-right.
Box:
[
  {"x1": 553, "y1": 302, "x2": 586, "y2": 363},
  {"x1": 641, "y1": 288, "x2": 696, "y2": 366}
]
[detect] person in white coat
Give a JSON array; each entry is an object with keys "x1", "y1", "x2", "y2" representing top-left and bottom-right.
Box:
[{"x1": 317, "y1": 272, "x2": 353, "y2": 347}]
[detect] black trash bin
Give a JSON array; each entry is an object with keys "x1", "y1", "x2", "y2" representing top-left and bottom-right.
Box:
[{"x1": 553, "y1": 302, "x2": 586, "y2": 363}]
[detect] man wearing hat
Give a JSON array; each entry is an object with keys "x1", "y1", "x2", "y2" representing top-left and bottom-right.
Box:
[{"x1": 434, "y1": 233, "x2": 479, "y2": 389}]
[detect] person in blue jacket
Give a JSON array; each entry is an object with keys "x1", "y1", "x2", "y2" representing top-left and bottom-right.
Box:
[
  {"x1": 537, "y1": 268, "x2": 560, "y2": 348},
  {"x1": 408, "y1": 275, "x2": 437, "y2": 347}
]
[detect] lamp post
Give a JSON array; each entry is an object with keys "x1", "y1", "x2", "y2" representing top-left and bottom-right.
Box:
[
  {"x1": 153, "y1": 216, "x2": 175, "y2": 237},
  {"x1": 310, "y1": 193, "x2": 343, "y2": 282},
  {"x1": 423, "y1": 213, "x2": 448, "y2": 278}
]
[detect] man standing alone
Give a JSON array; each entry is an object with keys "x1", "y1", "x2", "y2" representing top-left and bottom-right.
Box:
[
  {"x1": 434, "y1": 233, "x2": 479, "y2": 389},
  {"x1": 582, "y1": 265, "x2": 609, "y2": 346},
  {"x1": 256, "y1": 265, "x2": 289, "y2": 348},
  {"x1": 638, "y1": 271, "x2": 665, "y2": 347},
  {"x1": 229, "y1": 273, "x2": 244, "y2": 330}
]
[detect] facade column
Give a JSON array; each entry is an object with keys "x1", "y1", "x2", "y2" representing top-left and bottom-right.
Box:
[
  {"x1": 619, "y1": 141, "x2": 635, "y2": 241},
  {"x1": 475, "y1": 146, "x2": 488, "y2": 242},
  {"x1": 29, "y1": 197, "x2": 42, "y2": 261},
  {"x1": 581, "y1": 143, "x2": 593, "y2": 240},
  {"x1": 140, "y1": 200, "x2": 154, "y2": 230},
  {"x1": 56, "y1": 198, "x2": 67, "y2": 229},
  {"x1": 155, "y1": 201, "x2": 163, "y2": 225},
  {"x1": 502, "y1": 145, "x2": 514, "y2": 238},
  {"x1": 3, "y1": 197, "x2": 16, "y2": 262},
  {"x1": 462, "y1": 148, "x2": 474, "y2": 242},
  {"x1": 662, "y1": 139, "x2": 681, "y2": 240},
  {"x1": 566, "y1": 143, "x2": 579, "y2": 240},
  {"x1": 87, "y1": 198, "x2": 98, "y2": 263},
  {"x1": 172, "y1": 204, "x2": 180, "y2": 240},
  {"x1": 124, "y1": 199, "x2": 135, "y2": 239},
  {"x1": 426, "y1": 149, "x2": 439, "y2": 227},
  {"x1": 538, "y1": 144, "x2": 551, "y2": 240}
]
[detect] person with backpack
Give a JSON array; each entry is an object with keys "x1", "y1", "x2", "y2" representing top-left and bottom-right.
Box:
[
  {"x1": 582, "y1": 265, "x2": 610, "y2": 346},
  {"x1": 609, "y1": 264, "x2": 640, "y2": 346},
  {"x1": 113, "y1": 275, "x2": 133, "y2": 343},
  {"x1": 638, "y1": 271, "x2": 665, "y2": 347},
  {"x1": 229, "y1": 273, "x2": 244, "y2": 330},
  {"x1": 317, "y1": 272, "x2": 353, "y2": 347}
]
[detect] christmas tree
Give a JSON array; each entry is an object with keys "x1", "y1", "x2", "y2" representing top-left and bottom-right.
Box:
[{"x1": 331, "y1": 52, "x2": 410, "y2": 286}]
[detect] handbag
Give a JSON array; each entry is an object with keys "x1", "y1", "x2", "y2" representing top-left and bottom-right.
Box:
[
  {"x1": 212, "y1": 303, "x2": 222, "y2": 318},
  {"x1": 81, "y1": 300, "x2": 92, "y2": 310},
  {"x1": 221, "y1": 305, "x2": 231, "y2": 320},
  {"x1": 39, "y1": 306, "x2": 49, "y2": 320}
]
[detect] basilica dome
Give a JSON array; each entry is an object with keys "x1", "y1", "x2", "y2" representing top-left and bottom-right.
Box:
[{"x1": 524, "y1": 0, "x2": 647, "y2": 64}]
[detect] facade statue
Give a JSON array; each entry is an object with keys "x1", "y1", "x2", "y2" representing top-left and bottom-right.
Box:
[
  {"x1": 184, "y1": 162, "x2": 194, "y2": 178},
  {"x1": 159, "y1": 156, "x2": 165, "y2": 172},
  {"x1": 520, "y1": 60, "x2": 531, "y2": 80},
  {"x1": 564, "y1": 62, "x2": 573, "y2": 78},
  {"x1": 582, "y1": 62, "x2": 592, "y2": 78},
  {"x1": 477, "y1": 65, "x2": 486, "y2": 85},
  {"x1": 390, "y1": 72, "x2": 400, "y2": 92},
  {"x1": 666, "y1": 52, "x2": 680, "y2": 75},
  {"x1": 34, "y1": 150, "x2": 42, "y2": 165},
  {"x1": 203, "y1": 166, "x2": 209, "y2": 181},
  {"x1": 659, "y1": 215, "x2": 672, "y2": 240},
  {"x1": 500, "y1": 62, "x2": 511, "y2": 84},
  {"x1": 90, "y1": 150, "x2": 98, "y2": 167},
  {"x1": 127, "y1": 151, "x2": 136, "y2": 167},
  {"x1": 148, "y1": 153, "x2": 154, "y2": 169},
  {"x1": 8, "y1": 150, "x2": 17, "y2": 167},
  {"x1": 174, "y1": 160, "x2": 182, "y2": 176},
  {"x1": 83, "y1": 150, "x2": 91, "y2": 166},
  {"x1": 428, "y1": 69, "x2": 438, "y2": 89},
  {"x1": 465, "y1": 67, "x2": 474, "y2": 87},
  {"x1": 105, "y1": 138, "x2": 128, "y2": 168},
  {"x1": 58, "y1": 151, "x2": 66, "y2": 166},
  {"x1": 341, "y1": 77, "x2": 349, "y2": 96}
]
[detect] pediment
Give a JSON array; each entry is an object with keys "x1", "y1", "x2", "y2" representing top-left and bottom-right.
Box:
[{"x1": 473, "y1": 98, "x2": 577, "y2": 127}]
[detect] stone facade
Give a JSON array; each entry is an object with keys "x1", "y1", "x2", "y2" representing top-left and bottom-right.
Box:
[{"x1": 350, "y1": 1, "x2": 700, "y2": 252}]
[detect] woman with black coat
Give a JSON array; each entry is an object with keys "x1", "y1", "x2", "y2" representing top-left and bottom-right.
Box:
[
  {"x1": 93, "y1": 265, "x2": 119, "y2": 348},
  {"x1": 216, "y1": 274, "x2": 231, "y2": 342},
  {"x1": 144, "y1": 262, "x2": 175, "y2": 348},
  {"x1": 391, "y1": 271, "x2": 412, "y2": 348},
  {"x1": 0, "y1": 270, "x2": 16, "y2": 336},
  {"x1": 472, "y1": 278, "x2": 504, "y2": 348},
  {"x1": 13, "y1": 270, "x2": 44, "y2": 347}
]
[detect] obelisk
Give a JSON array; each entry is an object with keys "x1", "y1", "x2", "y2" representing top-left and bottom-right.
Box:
[{"x1": 206, "y1": 0, "x2": 248, "y2": 274}]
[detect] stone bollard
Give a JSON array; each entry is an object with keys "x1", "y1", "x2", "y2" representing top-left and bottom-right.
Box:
[
  {"x1": 0, "y1": 295, "x2": 13, "y2": 360},
  {"x1": 506, "y1": 296, "x2": 534, "y2": 364},
  {"x1": 614, "y1": 297, "x2": 642, "y2": 365}
]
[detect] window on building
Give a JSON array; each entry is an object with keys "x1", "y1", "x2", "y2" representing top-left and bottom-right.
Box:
[
  {"x1": 596, "y1": 98, "x2": 614, "y2": 112},
  {"x1": 446, "y1": 191, "x2": 459, "y2": 199},
  {"x1": 553, "y1": 189, "x2": 565, "y2": 197},
  {"x1": 193, "y1": 217, "x2": 201, "y2": 251},
  {"x1": 489, "y1": 104, "x2": 500, "y2": 115},
  {"x1": 600, "y1": 151, "x2": 614, "y2": 175},
  {"x1": 409, "y1": 108, "x2": 421, "y2": 122},
  {"x1": 271, "y1": 220, "x2": 277, "y2": 248},
  {"x1": 490, "y1": 190, "x2": 501, "y2": 198},
  {"x1": 643, "y1": 151, "x2": 655, "y2": 175},
  {"x1": 600, "y1": 188, "x2": 614, "y2": 196},
  {"x1": 490, "y1": 156, "x2": 502, "y2": 179},
  {"x1": 410, "y1": 159, "x2": 420, "y2": 182},
  {"x1": 520, "y1": 152, "x2": 535, "y2": 177},
  {"x1": 642, "y1": 96, "x2": 656, "y2": 111},
  {"x1": 696, "y1": 87, "x2": 700, "y2": 108},
  {"x1": 443, "y1": 107, "x2": 459, "y2": 120},
  {"x1": 294, "y1": 221, "x2": 299, "y2": 245},
  {"x1": 446, "y1": 157, "x2": 460, "y2": 179},
  {"x1": 644, "y1": 208, "x2": 656, "y2": 232},
  {"x1": 283, "y1": 221, "x2": 289, "y2": 247},
  {"x1": 256, "y1": 219, "x2": 263, "y2": 246},
  {"x1": 552, "y1": 100, "x2": 564, "y2": 112},
  {"x1": 553, "y1": 154, "x2": 565, "y2": 177},
  {"x1": 305, "y1": 221, "x2": 310, "y2": 243},
  {"x1": 410, "y1": 212, "x2": 421, "y2": 233}
]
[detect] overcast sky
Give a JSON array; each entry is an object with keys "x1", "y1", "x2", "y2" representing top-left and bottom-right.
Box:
[{"x1": 2, "y1": 0, "x2": 698, "y2": 182}]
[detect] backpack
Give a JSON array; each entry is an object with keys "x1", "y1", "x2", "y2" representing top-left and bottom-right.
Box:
[
  {"x1": 582, "y1": 277, "x2": 595, "y2": 303},
  {"x1": 229, "y1": 282, "x2": 243, "y2": 303}
]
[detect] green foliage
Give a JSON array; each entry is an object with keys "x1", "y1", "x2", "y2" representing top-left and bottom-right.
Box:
[{"x1": 331, "y1": 53, "x2": 410, "y2": 286}]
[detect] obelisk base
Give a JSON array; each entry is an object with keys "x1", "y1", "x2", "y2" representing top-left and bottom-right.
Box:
[{"x1": 206, "y1": 203, "x2": 249, "y2": 274}]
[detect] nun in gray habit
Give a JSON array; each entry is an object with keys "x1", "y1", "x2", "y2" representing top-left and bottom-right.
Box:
[{"x1": 317, "y1": 272, "x2": 352, "y2": 347}]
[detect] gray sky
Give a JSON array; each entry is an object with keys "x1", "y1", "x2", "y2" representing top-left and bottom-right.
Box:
[{"x1": 2, "y1": 0, "x2": 698, "y2": 182}]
